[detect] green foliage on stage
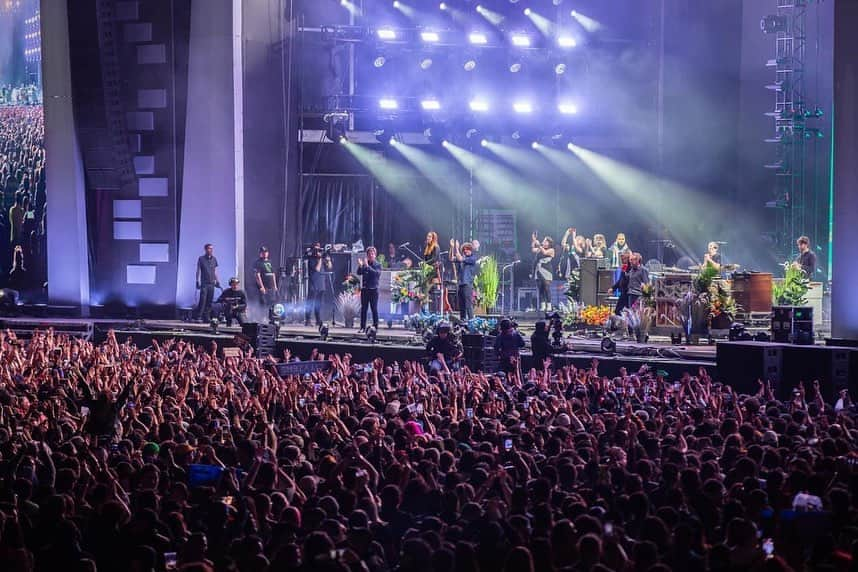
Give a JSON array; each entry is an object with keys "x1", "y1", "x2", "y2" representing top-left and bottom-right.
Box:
[
  {"x1": 475, "y1": 256, "x2": 500, "y2": 311},
  {"x1": 773, "y1": 263, "x2": 810, "y2": 306},
  {"x1": 694, "y1": 263, "x2": 720, "y2": 294}
]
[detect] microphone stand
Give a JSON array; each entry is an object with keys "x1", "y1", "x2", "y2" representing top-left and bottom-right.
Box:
[{"x1": 502, "y1": 261, "x2": 520, "y2": 315}]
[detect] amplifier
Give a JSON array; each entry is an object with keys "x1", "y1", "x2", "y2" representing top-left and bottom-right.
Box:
[
  {"x1": 580, "y1": 258, "x2": 599, "y2": 306},
  {"x1": 772, "y1": 306, "x2": 814, "y2": 344}
]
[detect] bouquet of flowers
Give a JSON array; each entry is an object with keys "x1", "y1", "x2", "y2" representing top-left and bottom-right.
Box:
[
  {"x1": 342, "y1": 273, "x2": 360, "y2": 295},
  {"x1": 392, "y1": 269, "x2": 428, "y2": 304},
  {"x1": 466, "y1": 317, "x2": 497, "y2": 334},
  {"x1": 580, "y1": 305, "x2": 613, "y2": 326}
]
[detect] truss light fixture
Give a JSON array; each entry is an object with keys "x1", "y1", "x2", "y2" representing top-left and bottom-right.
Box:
[
  {"x1": 377, "y1": 28, "x2": 397, "y2": 40},
  {"x1": 421, "y1": 30, "x2": 440, "y2": 42},
  {"x1": 421, "y1": 99, "x2": 441, "y2": 110},
  {"x1": 511, "y1": 34, "x2": 531, "y2": 47},
  {"x1": 470, "y1": 99, "x2": 489, "y2": 112},
  {"x1": 374, "y1": 56, "x2": 386, "y2": 68},
  {"x1": 379, "y1": 98, "x2": 398, "y2": 110},
  {"x1": 469, "y1": 32, "x2": 488, "y2": 45},
  {"x1": 420, "y1": 58, "x2": 433, "y2": 70},
  {"x1": 513, "y1": 101, "x2": 533, "y2": 114},
  {"x1": 558, "y1": 102, "x2": 578, "y2": 115},
  {"x1": 558, "y1": 36, "x2": 577, "y2": 48},
  {"x1": 464, "y1": 59, "x2": 477, "y2": 71},
  {"x1": 554, "y1": 63, "x2": 566, "y2": 75}
]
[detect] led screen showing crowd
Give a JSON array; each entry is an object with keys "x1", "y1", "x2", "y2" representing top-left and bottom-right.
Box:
[{"x1": 0, "y1": 1, "x2": 46, "y2": 302}]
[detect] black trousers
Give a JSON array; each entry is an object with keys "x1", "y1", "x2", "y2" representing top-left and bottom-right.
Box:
[
  {"x1": 458, "y1": 284, "x2": 474, "y2": 320},
  {"x1": 537, "y1": 278, "x2": 552, "y2": 307},
  {"x1": 305, "y1": 288, "x2": 324, "y2": 325},
  {"x1": 257, "y1": 285, "x2": 277, "y2": 307},
  {"x1": 360, "y1": 288, "x2": 379, "y2": 329},
  {"x1": 195, "y1": 284, "x2": 216, "y2": 320},
  {"x1": 211, "y1": 303, "x2": 246, "y2": 327},
  {"x1": 614, "y1": 290, "x2": 629, "y2": 315}
]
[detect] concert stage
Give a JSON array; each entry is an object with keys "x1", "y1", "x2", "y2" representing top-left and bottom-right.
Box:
[{"x1": 0, "y1": 315, "x2": 854, "y2": 390}]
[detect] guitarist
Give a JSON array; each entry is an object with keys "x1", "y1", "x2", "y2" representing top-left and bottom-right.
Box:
[{"x1": 450, "y1": 240, "x2": 477, "y2": 320}]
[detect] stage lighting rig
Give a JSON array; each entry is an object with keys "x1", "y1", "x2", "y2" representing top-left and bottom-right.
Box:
[
  {"x1": 319, "y1": 323, "x2": 330, "y2": 341},
  {"x1": 324, "y1": 112, "x2": 349, "y2": 143},
  {"x1": 760, "y1": 14, "x2": 787, "y2": 34},
  {"x1": 366, "y1": 326, "x2": 378, "y2": 343},
  {"x1": 468, "y1": 32, "x2": 488, "y2": 45}
]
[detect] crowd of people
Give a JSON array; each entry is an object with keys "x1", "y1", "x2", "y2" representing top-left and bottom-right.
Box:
[
  {"x1": 0, "y1": 328, "x2": 856, "y2": 572},
  {"x1": 0, "y1": 103, "x2": 46, "y2": 297}
]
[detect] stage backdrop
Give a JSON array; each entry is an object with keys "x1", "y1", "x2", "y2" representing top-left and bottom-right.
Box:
[{"x1": 0, "y1": 0, "x2": 46, "y2": 303}]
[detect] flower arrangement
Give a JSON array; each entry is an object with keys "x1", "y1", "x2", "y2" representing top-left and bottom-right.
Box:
[
  {"x1": 773, "y1": 262, "x2": 810, "y2": 306},
  {"x1": 640, "y1": 282, "x2": 656, "y2": 309},
  {"x1": 392, "y1": 268, "x2": 429, "y2": 304},
  {"x1": 474, "y1": 256, "x2": 500, "y2": 311},
  {"x1": 580, "y1": 305, "x2": 613, "y2": 326},
  {"x1": 342, "y1": 273, "x2": 360, "y2": 295},
  {"x1": 376, "y1": 253, "x2": 388, "y2": 268},
  {"x1": 559, "y1": 300, "x2": 583, "y2": 327},
  {"x1": 466, "y1": 317, "x2": 498, "y2": 334},
  {"x1": 403, "y1": 311, "x2": 445, "y2": 332}
]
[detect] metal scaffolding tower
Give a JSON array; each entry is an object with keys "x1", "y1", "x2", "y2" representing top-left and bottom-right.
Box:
[{"x1": 762, "y1": 0, "x2": 824, "y2": 261}]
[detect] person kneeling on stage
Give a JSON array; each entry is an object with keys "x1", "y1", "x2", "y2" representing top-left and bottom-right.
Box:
[
  {"x1": 212, "y1": 277, "x2": 247, "y2": 327},
  {"x1": 426, "y1": 322, "x2": 463, "y2": 373}
]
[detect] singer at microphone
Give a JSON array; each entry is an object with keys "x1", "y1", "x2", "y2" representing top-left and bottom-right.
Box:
[{"x1": 385, "y1": 241, "x2": 412, "y2": 270}]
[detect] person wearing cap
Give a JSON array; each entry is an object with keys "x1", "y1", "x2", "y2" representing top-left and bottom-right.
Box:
[
  {"x1": 426, "y1": 322, "x2": 463, "y2": 372},
  {"x1": 195, "y1": 243, "x2": 220, "y2": 322},
  {"x1": 213, "y1": 277, "x2": 248, "y2": 327},
  {"x1": 304, "y1": 241, "x2": 332, "y2": 327},
  {"x1": 254, "y1": 245, "x2": 278, "y2": 308}
]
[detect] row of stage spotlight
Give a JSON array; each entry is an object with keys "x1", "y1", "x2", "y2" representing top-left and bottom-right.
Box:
[
  {"x1": 376, "y1": 97, "x2": 578, "y2": 115},
  {"x1": 371, "y1": 26, "x2": 578, "y2": 49},
  {"x1": 339, "y1": 130, "x2": 584, "y2": 151}
]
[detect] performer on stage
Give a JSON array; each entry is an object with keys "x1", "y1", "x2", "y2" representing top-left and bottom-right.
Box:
[
  {"x1": 792, "y1": 235, "x2": 817, "y2": 280},
  {"x1": 195, "y1": 243, "x2": 220, "y2": 322},
  {"x1": 303, "y1": 242, "x2": 331, "y2": 327},
  {"x1": 609, "y1": 233, "x2": 630, "y2": 267},
  {"x1": 531, "y1": 232, "x2": 556, "y2": 312},
  {"x1": 357, "y1": 246, "x2": 381, "y2": 331},
  {"x1": 450, "y1": 240, "x2": 477, "y2": 320},
  {"x1": 560, "y1": 227, "x2": 586, "y2": 278},
  {"x1": 612, "y1": 252, "x2": 631, "y2": 315},
  {"x1": 423, "y1": 231, "x2": 442, "y2": 312},
  {"x1": 254, "y1": 246, "x2": 278, "y2": 308},
  {"x1": 627, "y1": 253, "x2": 650, "y2": 309},
  {"x1": 703, "y1": 241, "x2": 722, "y2": 271},
  {"x1": 213, "y1": 277, "x2": 247, "y2": 327},
  {"x1": 591, "y1": 233, "x2": 609, "y2": 261}
]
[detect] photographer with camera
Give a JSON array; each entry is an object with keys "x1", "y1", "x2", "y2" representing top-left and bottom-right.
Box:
[
  {"x1": 213, "y1": 277, "x2": 248, "y2": 327},
  {"x1": 305, "y1": 241, "x2": 332, "y2": 327}
]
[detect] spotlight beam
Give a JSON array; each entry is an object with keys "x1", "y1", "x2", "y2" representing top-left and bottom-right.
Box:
[
  {"x1": 444, "y1": 142, "x2": 555, "y2": 228},
  {"x1": 475, "y1": 5, "x2": 505, "y2": 26},
  {"x1": 525, "y1": 10, "x2": 556, "y2": 37},
  {"x1": 342, "y1": 142, "x2": 435, "y2": 224},
  {"x1": 393, "y1": 143, "x2": 470, "y2": 203}
]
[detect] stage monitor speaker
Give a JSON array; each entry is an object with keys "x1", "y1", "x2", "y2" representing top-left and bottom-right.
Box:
[
  {"x1": 242, "y1": 322, "x2": 277, "y2": 357},
  {"x1": 716, "y1": 342, "x2": 782, "y2": 396},
  {"x1": 580, "y1": 258, "x2": 598, "y2": 307},
  {"x1": 772, "y1": 306, "x2": 814, "y2": 344}
]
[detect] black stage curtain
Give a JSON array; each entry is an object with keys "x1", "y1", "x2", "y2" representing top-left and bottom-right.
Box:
[{"x1": 300, "y1": 175, "x2": 373, "y2": 247}]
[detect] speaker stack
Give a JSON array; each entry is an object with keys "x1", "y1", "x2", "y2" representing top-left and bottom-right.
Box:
[
  {"x1": 462, "y1": 334, "x2": 499, "y2": 372},
  {"x1": 772, "y1": 306, "x2": 814, "y2": 345},
  {"x1": 242, "y1": 323, "x2": 277, "y2": 357}
]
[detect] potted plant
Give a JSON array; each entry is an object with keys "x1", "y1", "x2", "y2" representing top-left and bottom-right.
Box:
[
  {"x1": 773, "y1": 263, "x2": 810, "y2": 306},
  {"x1": 474, "y1": 256, "x2": 500, "y2": 313},
  {"x1": 335, "y1": 291, "x2": 360, "y2": 328}
]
